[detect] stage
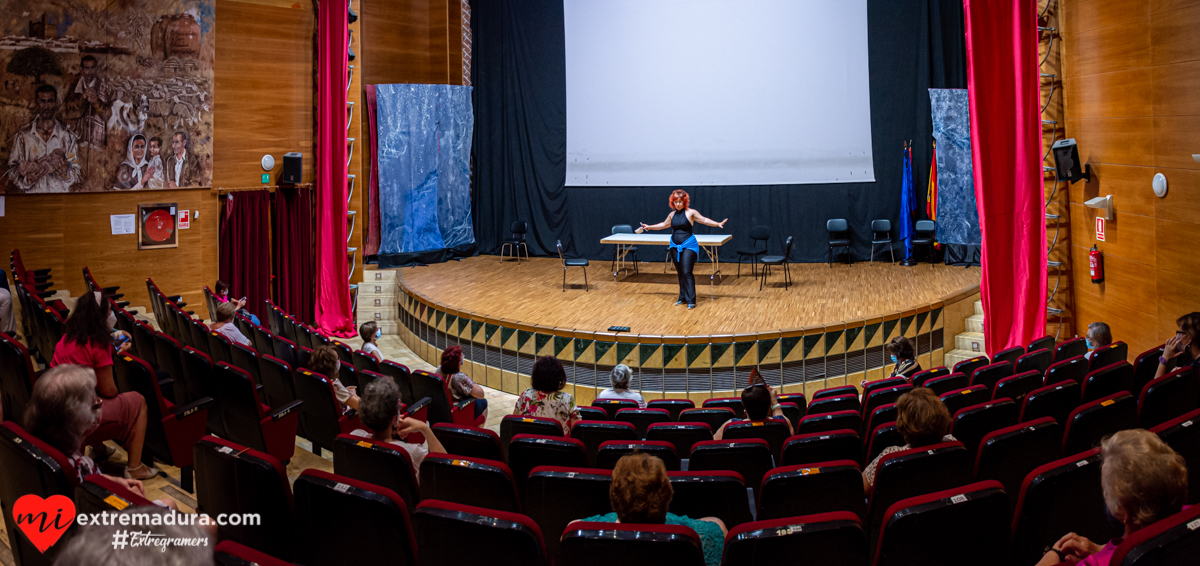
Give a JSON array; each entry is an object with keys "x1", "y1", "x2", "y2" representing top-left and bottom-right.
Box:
[{"x1": 392, "y1": 256, "x2": 981, "y2": 402}]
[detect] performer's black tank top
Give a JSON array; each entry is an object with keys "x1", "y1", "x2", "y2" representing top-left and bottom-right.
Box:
[{"x1": 671, "y1": 210, "x2": 693, "y2": 245}]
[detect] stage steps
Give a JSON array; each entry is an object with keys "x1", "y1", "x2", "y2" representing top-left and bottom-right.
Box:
[
  {"x1": 944, "y1": 300, "x2": 986, "y2": 367},
  {"x1": 356, "y1": 269, "x2": 400, "y2": 335}
]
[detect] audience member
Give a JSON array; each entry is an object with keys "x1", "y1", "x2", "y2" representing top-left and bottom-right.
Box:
[
  {"x1": 1156, "y1": 312, "x2": 1200, "y2": 379},
  {"x1": 436, "y1": 345, "x2": 487, "y2": 419},
  {"x1": 209, "y1": 302, "x2": 250, "y2": 347},
  {"x1": 359, "y1": 320, "x2": 384, "y2": 363},
  {"x1": 514, "y1": 356, "x2": 582, "y2": 434},
  {"x1": 308, "y1": 345, "x2": 358, "y2": 412},
  {"x1": 0, "y1": 271, "x2": 14, "y2": 335},
  {"x1": 714, "y1": 382, "x2": 792, "y2": 439},
  {"x1": 596, "y1": 364, "x2": 646, "y2": 408},
  {"x1": 1085, "y1": 322, "x2": 1113, "y2": 360},
  {"x1": 862, "y1": 387, "x2": 953, "y2": 493},
  {"x1": 53, "y1": 507, "x2": 212, "y2": 565},
  {"x1": 886, "y1": 336, "x2": 921, "y2": 379},
  {"x1": 1035, "y1": 429, "x2": 1187, "y2": 566},
  {"x1": 575, "y1": 453, "x2": 726, "y2": 566},
  {"x1": 352, "y1": 378, "x2": 445, "y2": 475},
  {"x1": 50, "y1": 292, "x2": 156, "y2": 480},
  {"x1": 213, "y1": 279, "x2": 260, "y2": 326}
]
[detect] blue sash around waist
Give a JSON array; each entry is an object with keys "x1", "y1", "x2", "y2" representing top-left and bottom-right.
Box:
[{"x1": 668, "y1": 235, "x2": 700, "y2": 262}]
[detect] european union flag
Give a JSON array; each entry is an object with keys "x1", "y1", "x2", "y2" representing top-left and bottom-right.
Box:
[{"x1": 898, "y1": 145, "x2": 917, "y2": 260}]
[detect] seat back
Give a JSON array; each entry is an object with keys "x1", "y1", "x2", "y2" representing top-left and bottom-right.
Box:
[
  {"x1": 861, "y1": 385, "x2": 911, "y2": 421},
  {"x1": 910, "y1": 367, "x2": 950, "y2": 388},
  {"x1": 723, "y1": 512, "x2": 869, "y2": 566},
  {"x1": 723, "y1": 419, "x2": 792, "y2": 461},
  {"x1": 922, "y1": 373, "x2": 968, "y2": 396},
  {"x1": 293, "y1": 470, "x2": 416, "y2": 566},
  {"x1": 411, "y1": 369, "x2": 455, "y2": 424},
  {"x1": 1063, "y1": 392, "x2": 1138, "y2": 457},
  {"x1": 950, "y1": 399, "x2": 1018, "y2": 459},
  {"x1": 992, "y1": 346, "x2": 1025, "y2": 367},
  {"x1": 1016, "y1": 348, "x2": 1053, "y2": 376},
  {"x1": 113, "y1": 354, "x2": 196, "y2": 469},
  {"x1": 952, "y1": 356, "x2": 989, "y2": 380},
  {"x1": 193, "y1": 436, "x2": 294, "y2": 560},
  {"x1": 776, "y1": 393, "x2": 807, "y2": 413},
  {"x1": 749, "y1": 224, "x2": 771, "y2": 242},
  {"x1": 913, "y1": 219, "x2": 936, "y2": 237},
  {"x1": 75, "y1": 474, "x2": 154, "y2": 516},
  {"x1": 1019, "y1": 380, "x2": 1080, "y2": 424},
  {"x1": 1088, "y1": 341, "x2": 1128, "y2": 371},
  {"x1": 1013, "y1": 449, "x2": 1115, "y2": 566},
  {"x1": 992, "y1": 370, "x2": 1042, "y2": 403},
  {"x1": 969, "y1": 361, "x2": 1013, "y2": 392},
  {"x1": 862, "y1": 378, "x2": 908, "y2": 399},
  {"x1": 570, "y1": 421, "x2": 638, "y2": 466},
  {"x1": 294, "y1": 368, "x2": 353, "y2": 452},
  {"x1": 525, "y1": 466, "x2": 613, "y2": 560},
  {"x1": 577, "y1": 406, "x2": 607, "y2": 421},
  {"x1": 420, "y1": 453, "x2": 520, "y2": 513},
  {"x1": 939, "y1": 385, "x2": 989, "y2": 416},
  {"x1": 270, "y1": 335, "x2": 298, "y2": 369},
  {"x1": 827, "y1": 218, "x2": 849, "y2": 237},
  {"x1": 0, "y1": 334, "x2": 37, "y2": 424},
  {"x1": 874, "y1": 481, "x2": 1009, "y2": 566},
  {"x1": 974, "y1": 417, "x2": 1061, "y2": 510},
  {"x1": 229, "y1": 342, "x2": 261, "y2": 385},
  {"x1": 596, "y1": 440, "x2": 679, "y2": 470},
  {"x1": 689, "y1": 439, "x2": 774, "y2": 502},
  {"x1": 1110, "y1": 503, "x2": 1200, "y2": 566},
  {"x1": 507, "y1": 434, "x2": 588, "y2": 494},
  {"x1": 206, "y1": 330, "x2": 234, "y2": 365},
  {"x1": 1133, "y1": 345, "x2": 1167, "y2": 395},
  {"x1": 1139, "y1": 368, "x2": 1200, "y2": 430},
  {"x1": 865, "y1": 404, "x2": 898, "y2": 441},
  {"x1": 668, "y1": 470, "x2": 755, "y2": 528},
  {"x1": 379, "y1": 361, "x2": 415, "y2": 405},
  {"x1": 500, "y1": 415, "x2": 564, "y2": 459},
  {"x1": 866, "y1": 441, "x2": 972, "y2": 553},
  {"x1": 187, "y1": 318, "x2": 211, "y2": 354},
  {"x1": 870, "y1": 219, "x2": 891, "y2": 236},
  {"x1": 1080, "y1": 361, "x2": 1134, "y2": 403},
  {"x1": 1028, "y1": 335, "x2": 1055, "y2": 354},
  {"x1": 614, "y1": 407, "x2": 672, "y2": 438},
  {"x1": 647, "y1": 398, "x2": 695, "y2": 421},
  {"x1": 1152, "y1": 408, "x2": 1200, "y2": 505},
  {"x1": 798, "y1": 410, "x2": 863, "y2": 436},
  {"x1": 759, "y1": 461, "x2": 865, "y2": 521},
  {"x1": 0, "y1": 422, "x2": 76, "y2": 566},
  {"x1": 646, "y1": 422, "x2": 713, "y2": 460},
  {"x1": 560, "y1": 522, "x2": 705, "y2": 566},
  {"x1": 251, "y1": 325, "x2": 275, "y2": 355},
  {"x1": 782, "y1": 429, "x2": 862, "y2": 467},
  {"x1": 1055, "y1": 337, "x2": 1088, "y2": 363},
  {"x1": 257, "y1": 355, "x2": 296, "y2": 410},
  {"x1": 1045, "y1": 355, "x2": 1089, "y2": 385},
  {"x1": 431, "y1": 423, "x2": 504, "y2": 461},
  {"x1": 866, "y1": 424, "x2": 904, "y2": 464},
  {"x1": 679, "y1": 407, "x2": 736, "y2": 432},
  {"x1": 332, "y1": 434, "x2": 420, "y2": 514},
  {"x1": 129, "y1": 320, "x2": 157, "y2": 365},
  {"x1": 154, "y1": 331, "x2": 194, "y2": 403},
  {"x1": 702, "y1": 397, "x2": 745, "y2": 418},
  {"x1": 809, "y1": 394, "x2": 861, "y2": 416},
  {"x1": 211, "y1": 363, "x2": 268, "y2": 452},
  {"x1": 414, "y1": 500, "x2": 546, "y2": 566},
  {"x1": 812, "y1": 385, "x2": 858, "y2": 401}
]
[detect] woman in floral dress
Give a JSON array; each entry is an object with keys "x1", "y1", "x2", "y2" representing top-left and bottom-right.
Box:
[{"x1": 513, "y1": 356, "x2": 582, "y2": 434}]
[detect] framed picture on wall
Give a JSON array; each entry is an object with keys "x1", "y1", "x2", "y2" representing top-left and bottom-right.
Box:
[{"x1": 137, "y1": 203, "x2": 179, "y2": 250}]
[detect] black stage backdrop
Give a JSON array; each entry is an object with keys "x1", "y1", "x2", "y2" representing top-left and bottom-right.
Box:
[{"x1": 472, "y1": 0, "x2": 968, "y2": 264}]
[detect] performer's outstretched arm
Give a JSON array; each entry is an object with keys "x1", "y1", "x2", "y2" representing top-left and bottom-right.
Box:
[{"x1": 637, "y1": 211, "x2": 674, "y2": 233}]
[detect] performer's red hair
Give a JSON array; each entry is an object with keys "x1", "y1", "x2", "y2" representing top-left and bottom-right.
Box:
[{"x1": 668, "y1": 190, "x2": 690, "y2": 210}]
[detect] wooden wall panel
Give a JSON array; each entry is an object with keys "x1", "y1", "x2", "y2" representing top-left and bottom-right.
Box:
[{"x1": 1063, "y1": 0, "x2": 1200, "y2": 355}]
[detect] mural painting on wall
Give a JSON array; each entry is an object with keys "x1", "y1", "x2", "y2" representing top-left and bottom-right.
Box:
[{"x1": 0, "y1": 2, "x2": 214, "y2": 193}]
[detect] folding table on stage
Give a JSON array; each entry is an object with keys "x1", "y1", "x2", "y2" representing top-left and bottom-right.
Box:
[{"x1": 599, "y1": 233, "x2": 732, "y2": 285}]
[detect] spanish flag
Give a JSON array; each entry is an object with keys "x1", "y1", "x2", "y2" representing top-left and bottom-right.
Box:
[{"x1": 927, "y1": 140, "x2": 940, "y2": 249}]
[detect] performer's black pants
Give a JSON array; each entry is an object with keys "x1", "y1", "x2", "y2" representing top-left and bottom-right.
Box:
[{"x1": 673, "y1": 249, "x2": 698, "y2": 305}]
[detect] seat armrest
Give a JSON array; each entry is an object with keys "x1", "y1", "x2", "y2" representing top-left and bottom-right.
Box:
[
  {"x1": 454, "y1": 398, "x2": 473, "y2": 411},
  {"x1": 31, "y1": 268, "x2": 51, "y2": 276},
  {"x1": 158, "y1": 377, "x2": 175, "y2": 392},
  {"x1": 167, "y1": 295, "x2": 184, "y2": 302},
  {"x1": 126, "y1": 310, "x2": 138, "y2": 316},
  {"x1": 34, "y1": 284, "x2": 54, "y2": 293},
  {"x1": 174, "y1": 397, "x2": 215, "y2": 420},
  {"x1": 101, "y1": 286, "x2": 120, "y2": 295},
  {"x1": 269, "y1": 400, "x2": 304, "y2": 421}
]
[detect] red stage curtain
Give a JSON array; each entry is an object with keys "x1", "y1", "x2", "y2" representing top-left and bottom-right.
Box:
[
  {"x1": 219, "y1": 190, "x2": 271, "y2": 321},
  {"x1": 964, "y1": 0, "x2": 1047, "y2": 355},
  {"x1": 314, "y1": 0, "x2": 355, "y2": 337},
  {"x1": 273, "y1": 187, "x2": 314, "y2": 323}
]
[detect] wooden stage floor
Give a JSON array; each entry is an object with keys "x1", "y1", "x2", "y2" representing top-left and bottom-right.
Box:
[{"x1": 398, "y1": 256, "x2": 980, "y2": 336}]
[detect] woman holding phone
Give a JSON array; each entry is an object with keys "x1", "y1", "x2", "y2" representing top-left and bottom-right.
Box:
[
  {"x1": 351, "y1": 377, "x2": 445, "y2": 476},
  {"x1": 637, "y1": 189, "x2": 727, "y2": 309}
]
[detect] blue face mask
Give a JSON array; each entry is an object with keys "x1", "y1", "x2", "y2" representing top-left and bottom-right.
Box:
[
  {"x1": 1085, "y1": 338, "x2": 1094, "y2": 350},
  {"x1": 890, "y1": 355, "x2": 898, "y2": 364},
  {"x1": 375, "y1": 329, "x2": 382, "y2": 339}
]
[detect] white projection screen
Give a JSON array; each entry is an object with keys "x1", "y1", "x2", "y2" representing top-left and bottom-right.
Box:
[{"x1": 564, "y1": 0, "x2": 874, "y2": 187}]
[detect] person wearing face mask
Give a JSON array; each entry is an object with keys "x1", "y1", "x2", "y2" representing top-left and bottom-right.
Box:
[
  {"x1": 308, "y1": 345, "x2": 358, "y2": 412},
  {"x1": 1035, "y1": 429, "x2": 1187, "y2": 566},
  {"x1": 1084, "y1": 322, "x2": 1113, "y2": 360},
  {"x1": 351, "y1": 377, "x2": 446, "y2": 478},
  {"x1": 887, "y1": 336, "x2": 921, "y2": 379},
  {"x1": 213, "y1": 279, "x2": 261, "y2": 326},
  {"x1": 1155, "y1": 312, "x2": 1200, "y2": 380},
  {"x1": 359, "y1": 321, "x2": 384, "y2": 363},
  {"x1": 49, "y1": 292, "x2": 156, "y2": 479},
  {"x1": 636, "y1": 189, "x2": 728, "y2": 310},
  {"x1": 436, "y1": 346, "x2": 487, "y2": 419}
]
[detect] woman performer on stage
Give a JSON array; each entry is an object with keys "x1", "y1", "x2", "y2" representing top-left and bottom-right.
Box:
[{"x1": 637, "y1": 190, "x2": 727, "y2": 309}]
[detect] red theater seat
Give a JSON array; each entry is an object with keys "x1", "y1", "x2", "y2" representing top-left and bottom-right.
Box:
[
  {"x1": 293, "y1": 470, "x2": 417, "y2": 566},
  {"x1": 432, "y1": 422, "x2": 504, "y2": 461},
  {"x1": 596, "y1": 439, "x2": 679, "y2": 470},
  {"x1": 723, "y1": 512, "x2": 869, "y2": 566},
  {"x1": 507, "y1": 434, "x2": 588, "y2": 494},
  {"x1": 212, "y1": 362, "x2": 301, "y2": 462},
  {"x1": 594, "y1": 398, "x2": 641, "y2": 419},
  {"x1": 647, "y1": 398, "x2": 695, "y2": 421},
  {"x1": 872, "y1": 481, "x2": 1009, "y2": 566},
  {"x1": 1012, "y1": 448, "x2": 1113, "y2": 566},
  {"x1": 1152, "y1": 408, "x2": 1200, "y2": 505},
  {"x1": 1087, "y1": 341, "x2": 1128, "y2": 372},
  {"x1": 1044, "y1": 354, "x2": 1088, "y2": 385},
  {"x1": 702, "y1": 397, "x2": 746, "y2": 418},
  {"x1": 798, "y1": 410, "x2": 863, "y2": 436},
  {"x1": 969, "y1": 361, "x2": 1013, "y2": 392},
  {"x1": 1139, "y1": 367, "x2": 1200, "y2": 430},
  {"x1": 1016, "y1": 348, "x2": 1052, "y2": 377},
  {"x1": 782, "y1": 429, "x2": 862, "y2": 467},
  {"x1": 560, "y1": 522, "x2": 705, "y2": 566},
  {"x1": 646, "y1": 422, "x2": 713, "y2": 459},
  {"x1": 414, "y1": 500, "x2": 548, "y2": 566},
  {"x1": 690, "y1": 439, "x2": 774, "y2": 503},
  {"x1": 614, "y1": 407, "x2": 672, "y2": 438},
  {"x1": 679, "y1": 407, "x2": 737, "y2": 432},
  {"x1": 952, "y1": 356, "x2": 989, "y2": 381},
  {"x1": 75, "y1": 474, "x2": 154, "y2": 515},
  {"x1": 1108, "y1": 501, "x2": 1200, "y2": 566},
  {"x1": 809, "y1": 394, "x2": 861, "y2": 416},
  {"x1": 950, "y1": 398, "x2": 1017, "y2": 459},
  {"x1": 500, "y1": 415, "x2": 564, "y2": 460},
  {"x1": 1019, "y1": 379, "x2": 1080, "y2": 424},
  {"x1": 193, "y1": 436, "x2": 296, "y2": 560},
  {"x1": 332, "y1": 433, "x2": 420, "y2": 514},
  {"x1": 862, "y1": 384, "x2": 911, "y2": 422},
  {"x1": 0, "y1": 421, "x2": 78, "y2": 566},
  {"x1": 723, "y1": 418, "x2": 792, "y2": 461},
  {"x1": 419, "y1": 453, "x2": 520, "y2": 513},
  {"x1": 758, "y1": 460, "x2": 865, "y2": 521},
  {"x1": 973, "y1": 417, "x2": 1061, "y2": 510},
  {"x1": 525, "y1": 466, "x2": 613, "y2": 560},
  {"x1": 866, "y1": 441, "x2": 971, "y2": 556},
  {"x1": 668, "y1": 470, "x2": 755, "y2": 528},
  {"x1": 922, "y1": 372, "x2": 968, "y2": 397},
  {"x1": 992, "y1": 370, "x2": 1041, "y2": 404},
  {"x1": 1062, "y1": 392, "x2": 1137, "y2": 456}
]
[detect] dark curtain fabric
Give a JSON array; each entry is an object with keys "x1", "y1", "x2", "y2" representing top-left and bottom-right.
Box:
[
  {"x1": 471, "y1": 0, "x2": 968, "y2": 263},
  {"x1": 272, "y1": 187, "x2": 315, "y2": 323},
  {"x1": 219, "y1": 190, "x2": 271, "y2": 321},
  {"x1": 365, "y1": 84, "x2": 381, "y2": 257}
]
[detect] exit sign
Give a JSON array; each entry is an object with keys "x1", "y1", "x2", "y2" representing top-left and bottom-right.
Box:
[{"x1": 261, "y1": 173, "x2": 270, "y2": 183}]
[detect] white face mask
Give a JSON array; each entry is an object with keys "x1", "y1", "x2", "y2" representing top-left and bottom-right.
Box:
[{"x1": 335, "y1": 360, "x2": 342, "y2": 374}]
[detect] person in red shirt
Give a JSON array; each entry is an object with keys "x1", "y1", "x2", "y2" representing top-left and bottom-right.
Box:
[{"x1": 51, "y1": 292, "x2": 157, "y2": 480}]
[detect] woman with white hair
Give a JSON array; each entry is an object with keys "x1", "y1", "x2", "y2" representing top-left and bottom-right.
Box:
[{"x1": 596, "y1": 364, "x2": 646, "y2": 408}]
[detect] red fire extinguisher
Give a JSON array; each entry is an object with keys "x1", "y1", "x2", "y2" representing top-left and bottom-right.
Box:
[{"x1": 1089, "y1": 245, "x2": 1104, "y2": 284}]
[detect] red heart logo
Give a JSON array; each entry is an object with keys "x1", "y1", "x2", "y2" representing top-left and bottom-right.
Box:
[{"x1": 13, "y1": 495, "x2": 76, "y2": 553}]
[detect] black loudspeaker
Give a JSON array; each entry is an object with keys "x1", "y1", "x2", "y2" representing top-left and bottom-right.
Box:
[
  {"x1": 282, "y1": 152, "x2": 303, "y2": 184},
  {"x1": 1052, "y1": 138, "x2": 1090, "y2": 184}
]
